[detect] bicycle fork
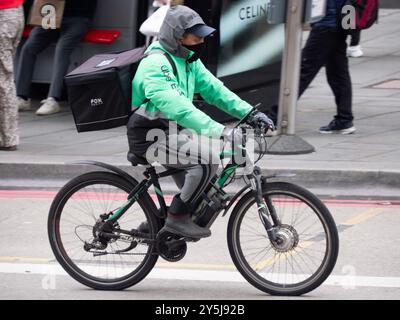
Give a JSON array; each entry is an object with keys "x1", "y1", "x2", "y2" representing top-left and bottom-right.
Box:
[{"x1": 249, "y1": 166, "x2": 281, "y2": 243}]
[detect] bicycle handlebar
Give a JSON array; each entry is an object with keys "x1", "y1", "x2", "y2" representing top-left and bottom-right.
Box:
[{"x1": 234, "y1": 103, "x2": 261, "y2": 129}]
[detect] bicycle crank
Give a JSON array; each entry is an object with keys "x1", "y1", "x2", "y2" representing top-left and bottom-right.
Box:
[{"x1": 157, "y1": 231, "x2": 187, "y2": 262}]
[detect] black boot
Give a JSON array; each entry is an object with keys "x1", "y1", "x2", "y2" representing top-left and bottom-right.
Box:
[
  {"x1": 161, "y1": 195, "x2": 211, "y2": 239},
  {"x1": 137, "y1": 221, "x2": 149, "y2": 234}
]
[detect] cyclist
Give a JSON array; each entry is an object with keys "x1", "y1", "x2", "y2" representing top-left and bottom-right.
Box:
[{"x1": 127, "y1": 5, "x2": 274, "y2": 239}]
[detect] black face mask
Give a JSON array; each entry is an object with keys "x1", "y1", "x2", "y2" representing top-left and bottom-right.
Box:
[{"x1": 184, "y1": 43, "x2": 206, "y2": 63}]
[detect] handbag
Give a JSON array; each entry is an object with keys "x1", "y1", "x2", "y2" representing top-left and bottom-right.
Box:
[
  {"x1": 28, "y1": 0, "x2": 65, "y2": 29},
  {"x1": 139, "y1": 5, "x2": 170, "y2": 37}
]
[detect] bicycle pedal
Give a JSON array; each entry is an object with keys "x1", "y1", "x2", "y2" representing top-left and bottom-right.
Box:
[{"x1": 84, "y1": 241, "x2": 107, "y2": 251}]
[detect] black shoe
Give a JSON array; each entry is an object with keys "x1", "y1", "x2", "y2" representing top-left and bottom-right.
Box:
[
  {"x1": 162, "y1": 214, "x2": 211, "y2": 239},
  {"x1": 160, "y1": 194, "x2": 211, "y2": 239},
  {"x1": 0, "y1": 145, "x2": 17, "y2": 151},
  {"x1": 319, "y1": 120, "x2": 356, "y2": 134},
  {"x1": 137, "y1": 221, "x2": 149, "y2": 234}
]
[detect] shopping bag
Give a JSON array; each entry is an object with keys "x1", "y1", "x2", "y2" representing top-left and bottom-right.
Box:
[{"x1": 28, "y1": 0, "x2": 65, "y2": 29}]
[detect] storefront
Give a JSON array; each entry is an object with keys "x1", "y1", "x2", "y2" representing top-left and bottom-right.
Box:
[
  {"x1": 23, "y1": 0, "x2": 284, "y2": 121},
  {"x1": 184, "y1": 0, "x2": 284, "y2": 120}
]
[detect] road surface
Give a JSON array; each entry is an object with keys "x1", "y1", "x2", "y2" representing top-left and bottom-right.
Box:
[{"x1": 0, "y1": 188, "x2": 399, "y2": 300}]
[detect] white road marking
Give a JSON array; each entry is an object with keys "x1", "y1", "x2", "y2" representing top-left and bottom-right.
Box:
[{"x1": 0, "y1": 262, "x2": 400, "y2": 289}]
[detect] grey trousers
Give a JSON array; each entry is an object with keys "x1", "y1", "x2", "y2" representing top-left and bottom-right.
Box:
[
  {"x1": 0, "y1": 6, "x2": 24, "y2": 147},
  {"x1": 16, "y1": 17, "x2": 90, "y2": 100},
  {"x1": 146, "y1": 133, "x2": 220, "y2": 204}
]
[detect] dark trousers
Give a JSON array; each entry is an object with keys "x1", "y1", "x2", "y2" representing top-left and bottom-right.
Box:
[
  {"x1": 16, "y1": 17, "x2": 90, "y2": 100},
  {"x1": 349, "y1": 29, "x2": 361, "y2": 47},
  {"x1": 299, "y1": 27, "x2": 353, "y2": 124}
]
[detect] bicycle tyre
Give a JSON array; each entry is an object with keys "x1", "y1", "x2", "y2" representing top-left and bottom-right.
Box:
[
  {"x1": 48, "y1": 171, "x2": 160, "y2": 290},
  {"x1": 227, "y1": 182, "x2": 339, "y2": 296}
]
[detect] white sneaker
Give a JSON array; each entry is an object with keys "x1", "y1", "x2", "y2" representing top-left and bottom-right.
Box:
[
  {"x1": 17, "y1": 97, "x2": 32, "y2": 111},
  {"x1": 36, "y1": 97, "x2": 61, "y2": 116},
  {"x1": 347, "y1": 45, "x2": 364, "y2": 58}
]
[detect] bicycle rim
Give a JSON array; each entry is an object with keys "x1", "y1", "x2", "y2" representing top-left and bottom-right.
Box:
[
  {"x1": 49, "y1": 173, "x2": 157, "y2": 286},
  {"x1": 229, "y1": 183, "x2": 339, "y2": 295}
]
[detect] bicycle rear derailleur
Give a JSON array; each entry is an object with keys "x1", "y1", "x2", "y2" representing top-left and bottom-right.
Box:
[{"x1": 83, "y1": 219, "x2": 138, "y2": 255}]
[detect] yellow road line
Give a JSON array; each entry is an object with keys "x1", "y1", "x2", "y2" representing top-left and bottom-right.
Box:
[
  {"x1": 342, "y1": 208, "x2": 386, "y2": 226},
  {"x1": 1, "y1": 209, "x2": 384, "y2": 271},
  {"x1": 156, "y1": 262, "x2": 236, "y2": 270},
  {"x1": 253, "y1": 255, "x2": 280, "y2": 271},
  {"x1": 0, "y1": 256, "x2": 54, "y2": 263},
  {"x1": 0, "y1": 256, "x2": 236, "y2": 270},
  {"x1": 253, "y1": 241, "x2": 313, "y2": 271}
]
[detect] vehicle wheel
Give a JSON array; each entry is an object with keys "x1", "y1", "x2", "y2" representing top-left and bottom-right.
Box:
[
  {"x1": 48, "y1": 171, "x2": 159, "y2": 290},
  {"x1": 227, "y1": 182, "x2": 339, "y2": 296}
]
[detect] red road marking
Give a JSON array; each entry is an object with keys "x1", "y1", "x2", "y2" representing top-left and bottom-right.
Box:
[
  {"x1": 0, "y1": 190, "x2": 399, "y2": 208},
  {"x1": 0, "y1": 190, "x2": 174, "y2": 203}
]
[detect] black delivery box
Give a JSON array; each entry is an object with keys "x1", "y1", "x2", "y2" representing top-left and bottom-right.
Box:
[{"x1": 65, "y1": 47, "x2": 146, "y2": 132}]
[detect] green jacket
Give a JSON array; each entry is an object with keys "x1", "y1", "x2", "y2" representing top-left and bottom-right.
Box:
[
  {"x1": 127, "y1": 5, "x2": 252, "y2": 156},
  {"x1": 132, "y1": 41, "x2": 252, "y2": 138}
]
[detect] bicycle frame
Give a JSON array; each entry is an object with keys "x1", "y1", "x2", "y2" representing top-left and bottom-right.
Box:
[
  {"x1": 73, "y1": 106, "x2": 282, "y2": 242},
  {"x1": 97, "y1": 131, "x2": 280, "y2": 243},
  {"x1": 105, "y1": 160, "x2": 241, "y2": 224},
  {"x1": 53, "y1": 138, "x2": 337, "y2": 295}
]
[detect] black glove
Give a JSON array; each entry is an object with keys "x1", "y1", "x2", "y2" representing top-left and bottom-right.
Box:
[{"x1": 246, "y1": 111, "x2": 275, "y2": 132}]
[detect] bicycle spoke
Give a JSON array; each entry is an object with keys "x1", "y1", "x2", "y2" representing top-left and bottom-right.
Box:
[
  {"x1": 54, "y1": 177, "x2": 154, "y2": 282},
  {"x1": 233, "y1": 186, "x2": 337, "y2": 293}
]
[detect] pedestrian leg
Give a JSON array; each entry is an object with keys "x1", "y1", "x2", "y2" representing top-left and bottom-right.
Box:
[
  {"x1": 0, "y1": 6, "x2": 24, "y2": 149},
  {"x1": 326, "y1": 31, "x2": 354, "y2": 125},
  {"x1": 15, "y1": 27, "x2": 59, "y2": 99},
  {"x1": 48, "y1": 17, "x2": 90, "y2": 100},
  {"x1": 299, "y1": 28, "x2": 333, "y2": 98}
]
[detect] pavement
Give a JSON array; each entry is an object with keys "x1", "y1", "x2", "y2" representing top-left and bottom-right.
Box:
[
  {"x1": 1, "y1": 9, "x2": 400, "y2": 198},
  {"x1": 381, "y1": 0, "x2": 400, "y2": 9}
]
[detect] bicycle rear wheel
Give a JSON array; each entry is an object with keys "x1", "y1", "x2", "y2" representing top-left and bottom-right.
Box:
[
  {"x1": 48, "y1": 171, "x2": 159, "y2": 290},
  {"x1": 227, "y1": 182, "x2": 339, "y2": 296}
]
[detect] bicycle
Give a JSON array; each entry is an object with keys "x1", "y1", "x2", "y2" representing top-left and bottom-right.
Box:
[{"x1": 48, "y1": 118, "x2": 339, "y2": 296}]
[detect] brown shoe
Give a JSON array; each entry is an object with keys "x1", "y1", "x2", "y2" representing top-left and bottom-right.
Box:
[{"x1": 0, "y1": 145, "x2": 17, "y2": 151}]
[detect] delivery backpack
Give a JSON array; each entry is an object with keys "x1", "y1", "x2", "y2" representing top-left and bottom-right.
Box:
[
  {"x1": 65, "y1": 47, "x2": 177, "y2": 133},
  {"x1": 344, "y1": 0, "x2": 379, "y2": 30}
]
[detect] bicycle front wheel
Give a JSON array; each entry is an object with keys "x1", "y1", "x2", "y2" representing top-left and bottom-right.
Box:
[
  {"x1": 227, "y1": 182, "x2": 339, "y2": 296},
  {"x1": 48, "y1": 171, "x2": 159, "y2": 290}
]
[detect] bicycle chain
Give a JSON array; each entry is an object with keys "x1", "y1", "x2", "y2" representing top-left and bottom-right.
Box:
[{"x1": 90, "y1": 251, "x2": 157, "y2": 256}]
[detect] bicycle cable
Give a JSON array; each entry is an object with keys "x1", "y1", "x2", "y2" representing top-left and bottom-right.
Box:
[{"x1": 220, "y1": 127, "x2": 269, "y2": 188}]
